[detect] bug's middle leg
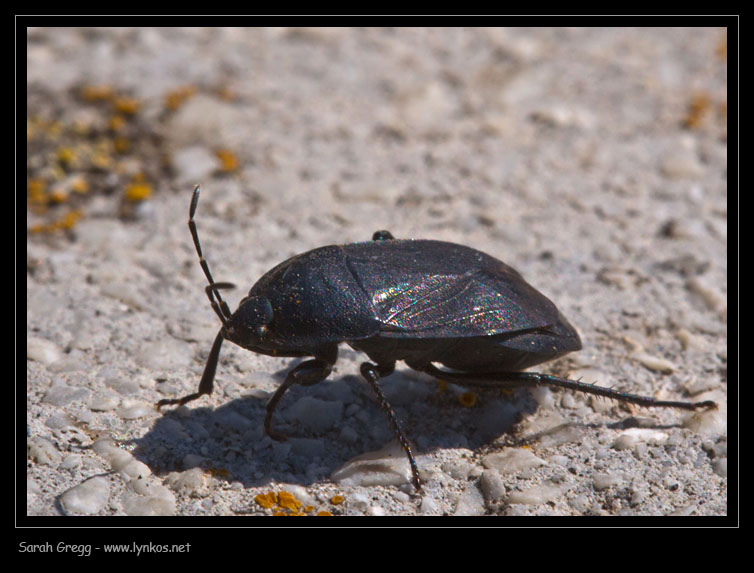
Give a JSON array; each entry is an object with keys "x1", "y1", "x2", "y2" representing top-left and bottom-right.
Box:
[{"x1": 265, "y1": 347, "x2": 337, "y2": 441}]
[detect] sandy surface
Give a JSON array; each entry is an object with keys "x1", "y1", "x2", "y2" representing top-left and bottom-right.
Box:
[{"x1": 26, "y1": 27, "x2": 727, "y2": 518}]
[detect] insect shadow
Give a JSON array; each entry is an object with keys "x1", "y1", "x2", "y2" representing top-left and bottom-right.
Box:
[{"x1": 136, "y1": 359, "x2": 541, "y2": 488}]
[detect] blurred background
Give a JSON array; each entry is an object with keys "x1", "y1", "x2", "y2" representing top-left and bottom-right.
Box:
[{"x1": 26, "y1": 27, "x2": 728, "y2": 517}]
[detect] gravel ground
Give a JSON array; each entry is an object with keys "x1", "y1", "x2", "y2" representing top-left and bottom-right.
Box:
[{"x1": 26, "y1": 27, "x2": 728, "y2": 518}]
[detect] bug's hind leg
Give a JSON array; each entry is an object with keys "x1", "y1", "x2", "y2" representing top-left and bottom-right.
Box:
[
  {"x1": 359, "y1": 362, "x2": 422, "y2": 490},
  {"x1": 418, "y1": 363, "x2": 717, "y2": 411}
]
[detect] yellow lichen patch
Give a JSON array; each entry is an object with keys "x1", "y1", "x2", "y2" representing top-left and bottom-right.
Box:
[
  {"x1": 124, "y1": 180, "x2": 153, "y2": 202},
  {"x1": 90, "y1": 139, "x2": 115, "y2": 169},
  {"x1": 30, "y1": 210, "x2": 82, "y2": 234},
  {"x1": 81, "y1": 84, "x2": 114, "y2": 102},
  {"x1": 113, "y1": 136, "x2": 131, "y2": 154},
  {"x1": 49, "y1": 187, "x2": 69, "y2": 204},
  {"x1": 71, "y1": 176, "x2": 89, "y2": 194},
  {"x1": 113, "y1": 97, "x2": 141, "y2": 115},
  {"x1": 278, "y1": 490, "x2": 303, "y2": 511},
  {"x1": 253, "y1": 489, "x2": 344, "y2": 515},
  {"x1": 436, "y1": 379, "x2": 449, "y2": 393},
  {"x1": 215, "y1": 149, "x2": 240, "y2": 172},
  {"x1": 59, "y1": 210, "x2": 82, "y2": 230},
  {"x1": 56, "y1": 146, "x2": 77, "y2": 168},
  {"x1": 108, "y1": 115, "x2": 127, "y2": 132},
  {"x1": 28, "y1": 179, "x2": 47, "y2": 207},
  {"x1": 216, "y1": 85, "x2": 237, "y2": 101},
  {"x1": 684, "y1": 92, "x2": 711, "y2": 129},
  {"x1": 164, "y1": 85, "x2": 197, "y2": 111},
  {"x1": 255, "y1": 491, "x2": 278, "y2": 509},
  {"x1": 458, "y1": 392, "x2": 477, "y2": 408}
]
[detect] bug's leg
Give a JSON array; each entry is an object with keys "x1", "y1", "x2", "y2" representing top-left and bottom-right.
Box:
[
  {"x1": 265, "y1": 355, "x2": 336, "y2": 442},
  {"x1": 419, "y1": 364, "x2": 717, "y2": 411},
  {"x1": 372, "y1": 230, "x2": 395, "y2": 241},
  {"x1": 157, "y1": 330, "x2": 225, "y2": 410},
  {"x1": 359, "y1": 362, "x2": 422, "y2": 491}
]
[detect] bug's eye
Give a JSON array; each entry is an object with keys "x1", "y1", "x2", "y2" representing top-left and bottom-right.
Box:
[{"x1": 241, "y1": 295, "x2": 274, "y2": 327}]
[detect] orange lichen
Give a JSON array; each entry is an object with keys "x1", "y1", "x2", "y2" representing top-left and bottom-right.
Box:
[
  {"x1": 81, "y1": 84, "x2": 114, "y2": 102},
  {"x1": 124, "y1": 180, "x2": 153, "y2": 202},
  {"x1": 113, "y1": 97, "x2": 141, "y2": 115},
  {"x1": 164, "y1": 85, "x2": 197, "y2": 111},
  {"x1": 254, "y1": 491, "x2": 278, "y2": 509},
  {"x1": 278, "y1": 491, "x2": 303, "y2": 511},
  {"x1": 215, "y1": 149, "x2": 240, "y2": 172},
  {"x1": 684, "y1": 92, "x2": 712, "y2": 129}
]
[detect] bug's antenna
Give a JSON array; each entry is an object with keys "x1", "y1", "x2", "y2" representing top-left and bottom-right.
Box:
[{"x1": 188, "y1": 185, "x2": 233, "y2": 326}]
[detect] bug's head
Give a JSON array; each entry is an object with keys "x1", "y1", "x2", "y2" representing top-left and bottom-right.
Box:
[{"x1": 222, "y1": 295, "x2": 275, "y2": 352}]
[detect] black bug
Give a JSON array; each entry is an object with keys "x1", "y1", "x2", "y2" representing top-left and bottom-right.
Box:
[{"x1": 158, "y1": 185, "x2": 717, "y2": 490}]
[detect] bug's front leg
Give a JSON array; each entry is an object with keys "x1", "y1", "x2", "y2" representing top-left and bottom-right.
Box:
[{"x1": 157, "y1": 330, "x2": 225, "y2": 410}]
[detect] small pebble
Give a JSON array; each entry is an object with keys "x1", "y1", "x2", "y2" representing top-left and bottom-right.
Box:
[
  {"x1": 686, "y1": 277, "x2": 726, "y2": 316},
  {"x1": 331, "y1": 441, "x2": 412, "y2": 487},
  {"x1": 614, "y1": 428, "x2": 669, "y2": 449},
  {"x1": 480, "y1": 470, "x2": 507, "y2": 502},
  {"x1": 122, "y1": 479, "x2": 176, "y2": 516},
  {"x1": 593, "y1": 471, "x2": 624, "y2": 491},
  {"x1": 441, "y1": 459, "x2": 474, "y2": 481},
  {"x1": 92, "y1": 438, "x2": 134, "y2": 471},
  {"x1": 100, "y1": 282, "x2": 145, "y2": 311},
  {"x1": 453, "y1": 486, "x2": 486, "y2": 516},
  {"x1": 60, "y1": 477, "x2": 110, "y2": 515},
  {"x1": 117, "y1": 403, "x2": 153, "y2": 420},
  {"x1": 120, "y1": 460, "x2": 152, "y2": 480},
  {"x1": 42, "y1": 381, "x2": 90, "y2": 406},
  {"x1": 165, "y1": 468, "x2": 208, "y2": 497},
  {"x1": 27, "y1": 336, "x2": 62, "y2": 365},
  {"x1": 121, "y1": 492, "x2": 176, "y2": 516},
  {"x1": 631, "y1": 352, "x2": 676, "y2": 373},
  {"x1": 682, "y1": 397, "x2": 727, "y2": 437},
  {"x1": 45, "y1": 413, "x2": 74, "y2": 430},
  {"x1": 89, "y1": 394, "x2": 120, "y2": 411},
  {"x1": 60, "y1": 454, "x2": 81, "y2": 470},
  {"x1": 420, "y1": 496, "x2": 440, "y2": 515},
  {"x1": 346, "y1": 492, "x2": 370, "y2": 512},
  {"x1": 27, "y1": 437, "x2": 61, "y2": 466},
  {"x1": 105, "y1": 377, "x2": 140, "y2": 395},
  {"x1": 507, "y1": 482, "x2": 568, "y2": 505},
  {"x1": 660, "y1": 149, "x2": 704, "y2": 179},
  {"x1": 481, "y1": 448, "x2": 546, "y2": 475}
]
